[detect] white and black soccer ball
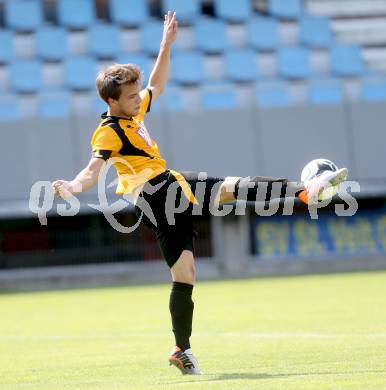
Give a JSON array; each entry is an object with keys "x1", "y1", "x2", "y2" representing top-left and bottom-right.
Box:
[
  {"x1": 301, "y1": 158, "x2": 338, "y2": 181},
  {"x1": 301, "y1": 158, "x2": 340, "y2": 200}
]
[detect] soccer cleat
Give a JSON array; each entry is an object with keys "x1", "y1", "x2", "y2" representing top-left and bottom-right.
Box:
[
  {"x1": 298, "y1": 167, "x2": 348, "y2": 204},
  {"x1": 168, "y1": 346, "x2": 201, "y2": 375}
]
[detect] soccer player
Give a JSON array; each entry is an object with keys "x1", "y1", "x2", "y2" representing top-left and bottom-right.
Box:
[{"x1": 52, "y1": 12, "x2": 348, "y2": 375}]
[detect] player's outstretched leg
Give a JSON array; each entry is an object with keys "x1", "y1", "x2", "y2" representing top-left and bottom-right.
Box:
[
  {"x1": 218, "y1": 176, "x2": 304, "y2": 204},
  {"x1": 168, "y1": 250, "x2": 201, "y2": 375},
  {"x1": 217, "y1": 168, "x2": 348, "y2": 205}
]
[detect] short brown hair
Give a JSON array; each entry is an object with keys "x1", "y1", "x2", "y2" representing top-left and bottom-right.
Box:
[{"x1": 96, "y1": 63, "x2": 143, "y2": 103}]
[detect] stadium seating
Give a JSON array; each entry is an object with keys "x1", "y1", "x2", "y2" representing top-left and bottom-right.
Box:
[
  {"x1": 64, "y1": 56, "x2": 97, "y2": 90},
  {"x1": 268, "y1": 0, "x2": 302, "y2": 19},
  {"x1": 330, "y1": 45, "x2": 364, "y2": 77},
  {"x1": 38, "y1": 91, "x2": 71, "y2": 118},
  {"x1": 35, "y1": 26, "x2": 68, "y2": 61},
  {"x1": 360, "y1": 76, "x2": 386, "y2": 102},
  {"x1": 93, "y1": 92, "x2": 108, "y2": 114},
  {"x1": 57, "y1": 0, "x2": 95, "y2": 29},
  {"x1": 255, "y1": 80, "x2": 292, "y2": 107},
  {"x1": 162, "y1": 0, "x2": 199, "y2": 23},
  {"x1": 299, "y1": 15, "x2": 333, "y2": 48},
  {"x1": 142, "y1": 20, "x2": 165, "y2": 55},
  {"x1": 201, "y1": 83, "x2": 237, "y2": 110},
  {"x1": 277, "y1": 46, "x2": 312, "y2": 79},
  {"x1": 116, "y1": 53, "x2": 152, "y2": 83},
  {"x1": 214, "y1": 0, "x2": 252, "y2": 23},
  {"x1": 171, "y1": 51, "x2": 204, "y2": 84},
  {"x1": 308, "y1": 78, "x2": 342, "y2": 105},
  {"x1": 224, "y1": 48, "x2": 258, "y2": 82},
  {"x1": 0, "y1": 0, "x2": 385, "y2": 119},
  {"x1": 194, "y1": 18, "x2": 227, "y2": 54},
  {"x1": 109, "y1": 0, "x2": 150, "y2": 27},
  {"x1": 247, "y1": 17, "x2": 279, "y2": 51},
  {"x1": 89, "y1": 24, "x2": 121, "y2": 59},
  {"x1": 0, "y1": 94, "x2": 20, "y2": 121},
  {"x1": 162, "y1": 86, "x2": 184, "y2": 112},
  {"x1": 5, "y1": 0, "x2": 43, "y2": 32},
  {"x1": 0, "y1": 30, "x2": 15, "y2": 63},
  {"x1": 10, "y1": 60, "x2": 42, "y2": 93}
]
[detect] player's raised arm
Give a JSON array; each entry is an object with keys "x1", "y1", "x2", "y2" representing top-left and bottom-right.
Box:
[
  {"x1": 52, "y1": 157, "x2": 105, "y2": 198},
  {"x1": 147, "y1": 11, "x2": 178, "y2": 100}
]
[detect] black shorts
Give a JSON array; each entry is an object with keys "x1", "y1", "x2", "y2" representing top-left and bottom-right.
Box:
[{"x1": 135, "y1": 170, "x2": 224, "y2": 267}]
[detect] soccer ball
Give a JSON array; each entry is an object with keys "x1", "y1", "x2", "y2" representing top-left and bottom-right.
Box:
[{"x1": 301, "y1": 158, "x2": 340, "y2": 200}]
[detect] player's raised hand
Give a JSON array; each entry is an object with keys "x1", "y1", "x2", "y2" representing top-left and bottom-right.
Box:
[{"x1": 162, "y1": 11, "x2": 178, "y2": 46}]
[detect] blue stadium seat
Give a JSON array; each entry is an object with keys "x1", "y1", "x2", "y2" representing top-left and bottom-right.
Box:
[
  {"x1": 116, "y1": 53, "x2": 152, "y2": 83},
  {"x1": 10, "y1": 60, "x2": 42, "y2": 93},
  {"x1": 57, "y1": 0, "x2": 95, "y2": 29},
  {"x1": 224, "y1": 48, "x2": 258, "y2": 82},
  {"x1": 214, "y1": 0, "x2": 252, "y2": 22},
  {"x1": 247, "y1": 17, "x2": 279, "y2": 51},
  {"x1": 308, "y1": 78, "x2": 342, "y2": 105},
  {"x1": 0, "y1": 30, "x2": 15, "y2": 63},
  {"x1": 171, "y1": 50, "x2": 204, "y2": 84},
  {"x1": 330, "y1": 45, "x2": 364, "y2": 77},
  {"x1": 150, "y1": 98, "x2": 161, "y2": 112},
  {"x1": 201, "y1": 82, "x2": 237, "y2": 110},
  {"x1": 299, "y1": 15, "x2": 332, "y2": 48},
  {"x1": 162, "y1": 86, "x2": 183, "y2": 112},
  {"x1": 360, "y1": 76, "x2": 386, "y2": 102},
  {"x1": 93, "y1": 92, "x2": 108, "y2": 114},
  {"x1": 38, "y1": 91, "x2": 70, "y2": 118},
  {"x1": 256, "y1": 80, "x2": 292, "y2": 107},
  {"x1": 64, "y1": 56, "x2": 97, "y2": 90},
  {"x1": 268, "y1": 0, "x2": 302, "y2": 19},
  {"x1": 194, "y1": 18, "x2": 226, "y2": 54},
  {"x1": 162, "y1": 0, "x2": 199, "y2": 23},
  {"x1": 5, "y1": 0, "x2": 43, "y2": 32},
  {"x1": 109, "y1": 0, "x2": 150, "y2": 27},
  {"x1": 89, "y1": 24, "x2": 120, "y2": 59},
  {"x1": 35, "y1": 26, "x2": 67, "y2": 61},
  {"x1": 0, "y1": 94, "x2": 20, "y2": 121},
  {"x1": 142, "y1": 20, "x2": 164, "y2": 55},
  {"x1": 277, "y1": 46, "x2": 311, "y2": 79}
]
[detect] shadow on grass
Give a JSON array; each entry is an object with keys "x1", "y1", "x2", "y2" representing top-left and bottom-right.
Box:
[{"x1": 165, "y1": 369, "x2": 386, "y2": 384}]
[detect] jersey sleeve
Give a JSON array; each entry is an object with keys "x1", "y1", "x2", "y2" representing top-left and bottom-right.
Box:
[
  {"x1": 91, "y1": 126, "x2": 122, "y2": 160},
  {"x1": 136, "y1": 88, "x2": 153, "y2": 120}
]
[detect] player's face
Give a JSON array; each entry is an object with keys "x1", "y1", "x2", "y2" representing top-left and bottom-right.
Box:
[{"x1": 110, "y1": 82, "x2": 142, "y2": 118}]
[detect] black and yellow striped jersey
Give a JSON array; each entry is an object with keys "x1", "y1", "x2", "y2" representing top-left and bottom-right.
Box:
[{"x1": 91, "y1": 88, "x2": 167, "y2": 194}]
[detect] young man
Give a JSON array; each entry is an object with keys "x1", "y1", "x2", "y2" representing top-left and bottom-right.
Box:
[{"x1": 52, "y1": 12, "x2": 348, "y2": 375}]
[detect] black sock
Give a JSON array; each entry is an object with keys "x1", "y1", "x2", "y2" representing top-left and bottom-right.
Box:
[
  {"x1": 169, "y1": 281, "x2": 194, "y2": 351},
  {"x1": 234, "y1": 176, "x2": 304, "y2": 202}
]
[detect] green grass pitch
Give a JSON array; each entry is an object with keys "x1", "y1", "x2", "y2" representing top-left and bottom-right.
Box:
[{"x1": 1, "y1": 270, "x2": 386, "y2": 389}]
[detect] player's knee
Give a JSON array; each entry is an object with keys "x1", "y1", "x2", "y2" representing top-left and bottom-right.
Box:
[
  {"x1": 173, "y1": 271, "x2": 195, "y2": 285},
  {"x1": 219, "y1": 177, "x2": 240, "y2": 203},
  {"x1": 181, "y1": 264, "x2": 195, "y2": 284},
  {"x1": 190, "y1": 262, "x2": 196, "y2": 281},
  {"x1": 218, "y1": 184, "x2": 234, "y2": 203},
  {"x1": 171, "y1": 250, "x2": 196, "y2": 285}
]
